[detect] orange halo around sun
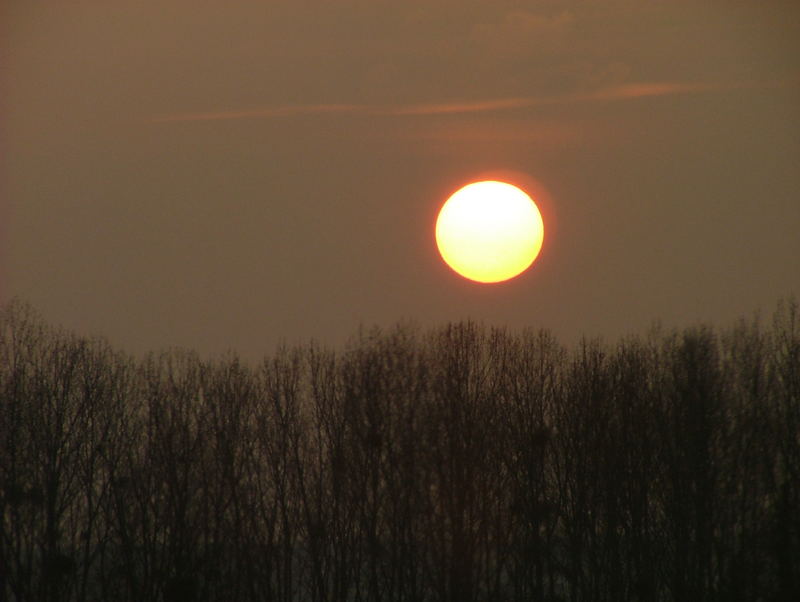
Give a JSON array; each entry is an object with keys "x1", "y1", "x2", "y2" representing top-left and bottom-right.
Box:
[{"x1": 435, "y1": 180, "x2": 544, "y2": 283}]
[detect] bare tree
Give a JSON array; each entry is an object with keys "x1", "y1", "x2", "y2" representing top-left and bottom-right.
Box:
[{"x1": 2, "y1": 298, "x2": 797, "y2": 601}]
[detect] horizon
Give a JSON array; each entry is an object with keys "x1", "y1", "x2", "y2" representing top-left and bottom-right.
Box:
[{"x1": 2, "y1": 295, "x2": 796, "y2": 365}]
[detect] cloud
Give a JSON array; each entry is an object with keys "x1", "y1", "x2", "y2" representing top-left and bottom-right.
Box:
[
  {"x1": 148, "y1": 79, "x2": 773, "y2": 124},
  {"x1": 148, "y1": 99, "x2": 539, "y2": 123},
  {"x1": 577, "y1": 77, "x2": 798, "y2": 103},
  {"x1": 387, "y1": 98, "x2": 536, "y2": 116},
  {"x1": 582, "y1": 82, "x2": 716, "y2": 101},
  {"x1": 150, "y1": 104, "x2": 362, "y2": 123}
]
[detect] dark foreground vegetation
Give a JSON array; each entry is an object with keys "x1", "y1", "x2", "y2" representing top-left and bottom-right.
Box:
[{"x1": 1, "y1": 299, "x2": 798, "y2": 602}]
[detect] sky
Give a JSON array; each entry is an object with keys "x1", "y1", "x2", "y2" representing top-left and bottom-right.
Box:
[{"x1": 4, "y1": 1, "x2": 800, "y2": 360}]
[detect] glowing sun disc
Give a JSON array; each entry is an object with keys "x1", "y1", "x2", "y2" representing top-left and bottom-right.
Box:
[{"x1": 435, "y1": 180, "x2": 544, "y2": 283}]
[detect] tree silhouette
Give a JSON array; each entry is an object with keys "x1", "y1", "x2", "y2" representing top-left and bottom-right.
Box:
[{"x1": 1, "y1": 298, "x2": 798, "y2": 601}]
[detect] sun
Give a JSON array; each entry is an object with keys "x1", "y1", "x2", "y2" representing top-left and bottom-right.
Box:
[{"x1": 435, "y1": 180, "x2": 544, "y2": 283}]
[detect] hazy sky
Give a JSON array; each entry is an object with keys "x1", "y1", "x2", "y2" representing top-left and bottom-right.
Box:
[{"x1": 4, "y1": 1, "x2": 800, "y2": 360}]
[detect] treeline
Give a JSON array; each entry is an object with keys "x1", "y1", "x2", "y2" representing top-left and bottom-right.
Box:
[{"x1": 1, "y1": 299, "x2": 798, "y2": 602}]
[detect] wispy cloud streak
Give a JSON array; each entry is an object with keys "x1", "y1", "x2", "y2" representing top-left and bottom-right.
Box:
[
  {"x1": 387, "y1": 98, "x2": 537, "y2": 116},
  {"x1": 148, "y1": 80, "x2": 769, "y2": 124},
  {"x1": 150, "y1": 104, "x2": 363, "y2": 123},
  {"x1": 582, "y1": 82, "x2": 716, "y2": 101},
  {"x1": 149, "y1": 99, "x2": 538, "y2": 123}
]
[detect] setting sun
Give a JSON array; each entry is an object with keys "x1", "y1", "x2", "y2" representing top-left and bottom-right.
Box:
[{"x1": 435, "y1": 181, "x2": 544, "y2": 283}]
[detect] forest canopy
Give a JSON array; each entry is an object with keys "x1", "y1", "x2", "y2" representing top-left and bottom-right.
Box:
[{"x1": 1, "y1": 298, "x2": 798, "y2": 602}]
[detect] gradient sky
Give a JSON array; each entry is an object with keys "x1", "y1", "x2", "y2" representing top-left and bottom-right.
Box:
[{"x1": 4, "y1": 1, "x2": 800, "y2": 360}]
